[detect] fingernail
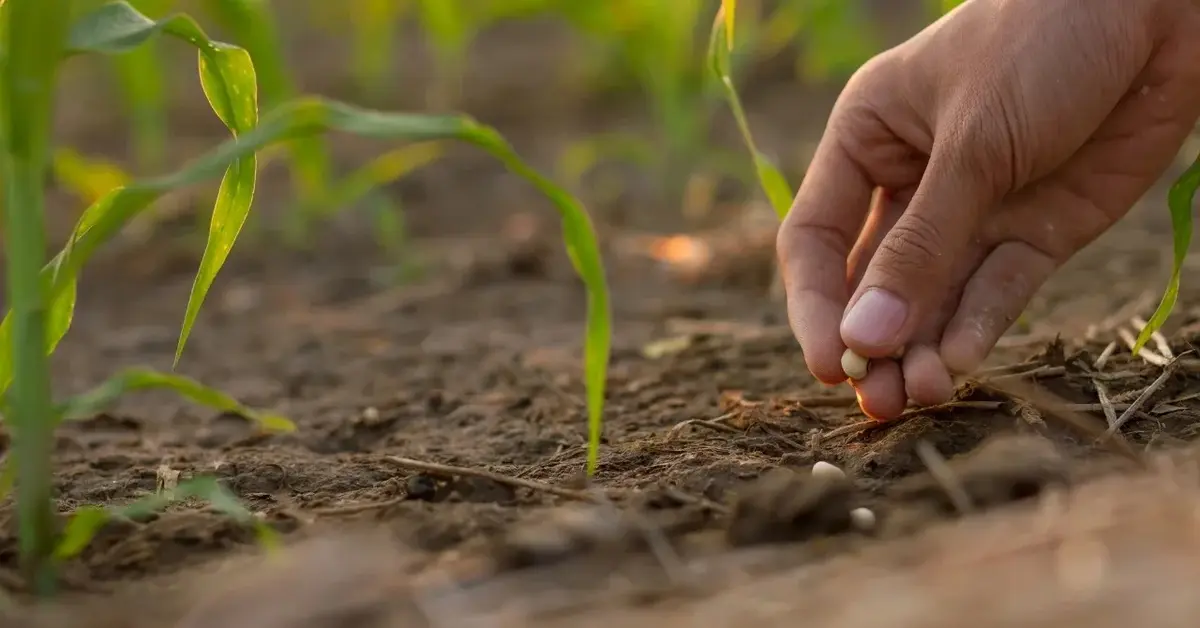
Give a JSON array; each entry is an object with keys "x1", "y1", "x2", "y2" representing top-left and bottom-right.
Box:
[{"x1": 842, "y1": 288, "x2": 908, "y2": 349}]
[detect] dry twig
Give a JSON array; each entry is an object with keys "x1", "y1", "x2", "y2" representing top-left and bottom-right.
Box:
[
  {"x1": 387, "y1": 456, "x2": 616, "y2": 502},
  {"x1": 1093, "y1": 380, "x2": 1119, "y2": 428},
  {"x1": 987, "y1": 377, "x2": 1145, "y2": 466},
  {"x1": 1102, "y1": 354, "x2": 1187, "y2": 439},
  {"x1": 1093, "y1": 341, "x2": 1118, "y2": 370},
  {"x1": 914, "y1": 440, "x2": 974, "y2": 514},
  {"x1": 666, "y1": 413, "x2": 740, "y2": 440},
  {"x1": 311, "y1": 497, "x2": 406, "y2": 517}
]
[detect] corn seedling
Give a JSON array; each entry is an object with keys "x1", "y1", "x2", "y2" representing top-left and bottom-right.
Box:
[
  {"x1": 781, "y1": 0, "x2": 878, "y2": 82},
  {"x1": 192, "y1": 0, "x2": 343, "y2": 247},
  {"x1": 348, "y1": 0, "x2": 410, "y2": 102},
  {"x1": 558, "y1": 0, "x2": 759, "y2": 215},
  {"x1": 110, "y1": 0, "x2": 173, "y2": 172},
  {"x1": 1, "y1": 0, "x2": 611, "y2": 594},
  {"x1": 55, "y1": 475, "x2": 280, "y2": 565},
  {"x1": 707, "y1": 2, "x2": 794, "y2": 219},
  {"x1": 413, "y1": 0, "x2": 478, "y2": 108}
]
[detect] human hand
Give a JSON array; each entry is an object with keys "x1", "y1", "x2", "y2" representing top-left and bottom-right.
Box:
[{"x1": 777, "y1": 0, "x2": 1200, "y2": 419}]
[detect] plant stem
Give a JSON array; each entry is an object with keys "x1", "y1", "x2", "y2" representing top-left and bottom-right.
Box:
[
  {"x1": 1, "y1": 0, "x2": 71, "y2": 596},
  {"x1": 2, "y1": 161, "x2": 57, "y2": 595}
]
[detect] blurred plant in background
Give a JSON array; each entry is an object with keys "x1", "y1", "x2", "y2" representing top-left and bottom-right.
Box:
[
  {"x1": 54, "y1": 0, "x2": 929, "y2": 254},
  {"x1": 553, "y1": 0, "x2": 885, "y2": 219}
]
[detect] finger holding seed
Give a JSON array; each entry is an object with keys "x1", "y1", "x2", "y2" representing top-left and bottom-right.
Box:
[{"x1": 847, "y1": 357, "x2": 907, "y2": 420}]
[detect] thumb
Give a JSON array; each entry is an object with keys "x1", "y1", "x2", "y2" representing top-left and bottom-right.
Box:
[{"x1": 840, "y1": 142, "x2": 1001, "y2": 358}]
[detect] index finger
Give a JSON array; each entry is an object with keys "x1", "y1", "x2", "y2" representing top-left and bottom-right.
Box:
[{"x1": 778, "y1": 133, "x2": 877, "y2": 384}]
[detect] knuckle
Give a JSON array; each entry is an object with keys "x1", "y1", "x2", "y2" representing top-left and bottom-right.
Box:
[
  {"x1": 848, "y1": 49, "x2": 900, "y2": 90},
  {"x1": 876, "y1": 211, "x2": 946, "y2": 279},
  {"x1": 944, "y1": 110, "x2": 1007, "y2": 180},
  {"x1": 829, "y1": 52, "x2": 900, "y2": 127}
]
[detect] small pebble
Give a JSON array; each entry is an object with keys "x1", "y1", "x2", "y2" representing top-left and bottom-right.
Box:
[
  {"x1": 812, "y1": 461, "x2": 846, "y2": 481},
  {"x1": 850, "y1": 507, "x2": 876, "y2": 531},
  {"x1": 405, "y1": 474, "x2": 439, "y2": 501}
]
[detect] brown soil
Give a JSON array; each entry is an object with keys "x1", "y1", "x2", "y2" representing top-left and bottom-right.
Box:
[{"x1": 4, "y1": 3, "x2": 1200, "y2": 626}]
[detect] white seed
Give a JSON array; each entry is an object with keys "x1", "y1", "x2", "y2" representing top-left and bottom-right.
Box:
[
  {"x1": 811, "y1": 461, "x2": 846, "y2": 481},
  {"x1": 841, "y1": 348, "x2": 869, "y2": 380},
  {"x1": 850, "y1": 507, "x2": 877, "y2": 531}
]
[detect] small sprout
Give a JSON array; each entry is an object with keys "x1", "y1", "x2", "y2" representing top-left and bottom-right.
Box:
[
  {"x1": 850, "y1": 507, "x2": 876, "y2": 531},
  {"x1": 811, "y1": 461, "x2": 846, "y2": 481},
  {"x1": 841, "y1": 348, "x2": 869, "y2": 381}
]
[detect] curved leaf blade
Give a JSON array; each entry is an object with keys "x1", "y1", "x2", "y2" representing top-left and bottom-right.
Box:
[
  {"x1": 65, "y1": 1, "x2": 261, "y2": 370},
  {"x1": 57, "y1": 366, "x2": 294, "y2": 432},
  {"x1": 707, "y1": 8, "x2": 793, "y2": 218},
  {"x1": 1134, "y1": 156, "x2": 1200, "y2": 354},
  {"x1": 56, "y1": 476, "x2": 278, "y2": 562},
  {"x1": 0, "y1": 96, "x2": 611, "y2": 473},
  {"x1": 324, "y1": 141, "x2": 445, "y2": 212}
]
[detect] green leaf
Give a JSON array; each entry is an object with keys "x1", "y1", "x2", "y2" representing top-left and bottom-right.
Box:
[
  {"x1": 720, "y1": 0, "x2": 736, "y2": 50},
  {"x1": 64, "y1": 1, "x2": 263, "y2": 371},
  {"x1": 52, "y1": 148, "x2": 131, "y2": 203},
  {"x1": 557, "y1": 133, "x2": 659, "y2": 189},
  {"x1": 200, "y1": 0, "x2": 333, "y2": 223},
  {"x1": 111, "y1": 42, "x2": 168, "y2": 171},
  {"x1": 0, "y1": 96, "x2": 611, "y2": 474},
  {"x1": 57, "y1": 367, "x2": 295, "y2": 432},
  {"x1": 348, "y1": 0, "x2": 410, "y2": 100},
  {"x1": 417, "y1": 0, "x2": 471, "y2": 59},
  {"x1": 940, "y1": 0, "x2": 966, "y2": 14},
  {"x1": 323, "y1": 141, "x2": 445, "y2": 212},
  {"x1": 199, "y1": 0, "x2": 290, "y2": 109},
  {"x1": 798, "y1": 0, "x2": 877, "y2": 82},
  {"x1": 54, "y1": 506, "x2": 110, "y2": 561},
  {"x1": 55, "y1": 476, "x2": 278, "y2": 562},
  {"x1": 1133, "y1": 155, "x2": 1200, "y2": 354},
  {"x1": 707, "y1": 9, "x2": 793, "y2": 219}
]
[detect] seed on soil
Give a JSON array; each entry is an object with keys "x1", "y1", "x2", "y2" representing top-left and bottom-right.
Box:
[
  {"x1": 850, "y1": 507, "x2": 876, "y2": 531},
  {"x1": 812, "y1": 461, "x2": 846, "y2": 481},
  {"x1": 841, "y1": 348, "x2": 869, "y2": 380},
  {"x1": 727, "y1": 467, "x2": 857, "y2": 546}
]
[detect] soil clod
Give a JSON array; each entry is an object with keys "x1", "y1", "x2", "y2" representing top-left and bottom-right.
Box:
[
  {"x1": 890, "y1": 434, "x2": 1071, "y2": 514},
  {"x1": 726, "y1": 466, "x2": 860, "y2": 547}
]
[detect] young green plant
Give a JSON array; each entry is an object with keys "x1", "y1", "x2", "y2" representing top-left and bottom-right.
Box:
[
  {"x1": 1, "y1": 0, "x2": 612, "y2": 594},
  {"x1": 709, "y1": 2, "x2": 877, "y2": 379},
  {"x1": 557, "y1": 0, "x2": 757, "y2": 216},
  {"x1": 348, "y1": 0, "x2": 410, "y2": 102}
]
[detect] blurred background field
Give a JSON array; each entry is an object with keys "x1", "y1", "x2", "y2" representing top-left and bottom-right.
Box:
[{"x1": 47, "y1": 0, "x2": 943, "y2": 257}]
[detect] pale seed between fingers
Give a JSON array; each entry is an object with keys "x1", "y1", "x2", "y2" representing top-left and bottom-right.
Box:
[{"x1": 841, "y1": 348, "x2": 869, "y2": 381}]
